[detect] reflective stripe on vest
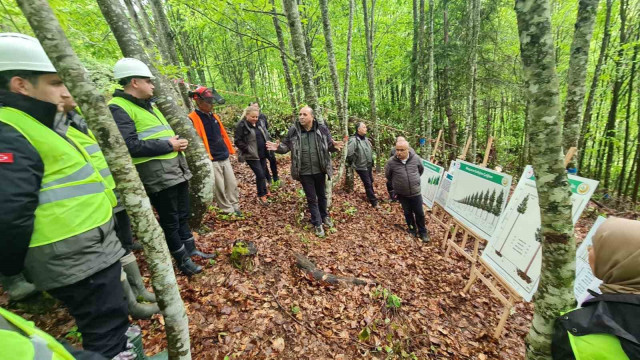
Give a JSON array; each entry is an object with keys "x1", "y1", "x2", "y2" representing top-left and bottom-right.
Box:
[
  {"x1": 567, "y1": 332, "x2": 630, "y2": 360},
  {"x1": 66, "y1": 126, "x2": 116, "y2": 191},
  {"x1": 0, "y1": 307, "x2": 75, "y2": 360},
  {"x1": 108, "y1": 96, "x2": 178, "y2": 165},
  {"x1": 0, "y1": 107, "x2": 115, "y2": 247}
]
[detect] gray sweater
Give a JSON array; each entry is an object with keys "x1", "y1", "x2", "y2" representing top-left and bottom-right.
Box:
[
  {"x1": 384, "y1": 152, "x2": 424, "y2": 197},
  {"x1": 347, "y1": 135, "x2": 374, "y2": 171}
]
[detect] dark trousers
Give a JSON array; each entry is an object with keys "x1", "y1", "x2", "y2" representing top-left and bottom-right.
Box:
[
  {"x1": 148, "y1": 181, "x2": 191, "y2": 252},
  {"x1": 247, "y1": 158, "x2": 268, "y2": 197},
  {"x1": 398, "y1": 194, "x2": 427, "y2": 235},
  {"x1": 48, "y1": 262, "x2": 129, "y2": 358},
  {"x1": 299, "y1": 173, "x2": 328, "y2": 226},
  {"x1": 114, "y1": 209, "x2": 133, "y2": 254},
  {"x1": 356, "y1": 167, "x2": 377, "y2": 205},
  {"x1": 264, "y1": 152, "x2": 279, "y2": 182}
]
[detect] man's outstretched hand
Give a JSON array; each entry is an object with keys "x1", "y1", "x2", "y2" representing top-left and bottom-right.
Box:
[{"x1": 266, "y1": 141, "x2": 279, "y2": 151}]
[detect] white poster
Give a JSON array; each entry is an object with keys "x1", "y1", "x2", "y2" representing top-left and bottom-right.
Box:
[
  {"x1": 574, "y1": 216, "x2": 606, "y2": 305},
  {"x1": 445, "y1": 160, "x2": 512, "y2": 239},
  {"x1": 434, "y1": 172, "x2": 453, "y2": 208},
  {"x1": 421, "y1": 160, "x2": 444, "y2": 208},
  {"x1": 481, "y1": 166, "x2": 599, "y2": 302}
]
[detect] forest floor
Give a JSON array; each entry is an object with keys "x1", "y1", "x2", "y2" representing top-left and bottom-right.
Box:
[{"x1": 1, "y1": 155, "x2": 605, "y2": 359}]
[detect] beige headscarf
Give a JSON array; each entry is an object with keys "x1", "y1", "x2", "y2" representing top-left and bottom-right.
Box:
[{"x1": 592, "y1": 217, "x2": 640, "y2": 294}]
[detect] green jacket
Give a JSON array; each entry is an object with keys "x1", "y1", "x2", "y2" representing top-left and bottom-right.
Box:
[{"x1": 346, "y1": 135, "x2": 373, "y2": 171}]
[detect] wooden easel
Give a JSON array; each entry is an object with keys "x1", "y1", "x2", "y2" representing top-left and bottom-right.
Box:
[
  {"x1": 430, "y1": 203, "x2": 450, "y2": 231},
  {"x1": 429, "y1": 130, "x2": 443, "y2": 163},
  {"x1": 458, "y1": 136, "x2": 472, "y2": 161},
  {"x1": 481, "y1": 136, "x2": 494, "y2": 167},
  {"x1": 564, "y1": 147, "x2": 577, "y2": 167},
  {"x1": 462, "y1": 257, "x2": 523, "y2": 338}
]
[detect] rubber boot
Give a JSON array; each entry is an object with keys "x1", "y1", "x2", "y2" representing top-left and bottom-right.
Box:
[
  {"x1": 122, "y1": 276, "x2": 160, "y2": 320},
  {"x1": 0, "y1": 273, "x2": 38, "y2": 301},
  {"x1": 171, "y1": 246, "x2": 202, "y2": 276},
  {"x1": 121, "y1": 254, "x2": 156, "y2": 303},
  {"x1": 183, "y1": 237, "x2": 216, "y2": 260}
]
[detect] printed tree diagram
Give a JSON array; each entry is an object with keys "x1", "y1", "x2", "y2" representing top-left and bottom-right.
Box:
[
  {"x1": 495, "y1": 194, "x2": 529, "y2": 257},
  {"x1": 428, "y1": 175, "x2": 440, "y2": 186},
  {"x1": 517, "y1": 227, "x2": 542, "y2": 284},
  {"x1": 455, "y1": 189, "x2": 506, "y2": 222}
]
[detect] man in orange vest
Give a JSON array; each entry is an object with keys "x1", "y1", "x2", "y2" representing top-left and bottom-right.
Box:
[{"x1": 188, "y1": 86, "x2": 241, "y2": 216}]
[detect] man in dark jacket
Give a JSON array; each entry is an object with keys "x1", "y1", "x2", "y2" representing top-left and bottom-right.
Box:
[
  {"x1": 347, "y1": 122, "x2": 377, "y2": 207},
  {"x1": 266, "y1": 106, "x2": 343, "y2": 237},
  {"x1": 385, "y1": 140, "x2": 430, "y2": 242},
  {"x1": 0, "y1": 33, "x2": 130, "y2": 358},
  {"x1": 109, "y1": 58, "x2": 213, "y2": 276},
  {"x1": 251, "y1": 101, "x2": 279, "y2": 184}
]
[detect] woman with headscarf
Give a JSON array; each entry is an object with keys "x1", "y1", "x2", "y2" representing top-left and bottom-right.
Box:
[
  {"x1": 234, "y1": 105, "x2": 271, "y2": 205},
  {"x1": 346, "y1": 122, "x2": 378, "y2": 207},
  {"x1": 552, "y1": 217, "x2": 640, "y2": 359}
]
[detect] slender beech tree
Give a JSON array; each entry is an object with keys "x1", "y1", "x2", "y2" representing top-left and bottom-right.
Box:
[
  {"x1": 342, "y1": 0, "x2": 356, "y2": 192},
  {"x1": 416, "y1": 0, "x2": 427, "y2": 157},
  {"x1": 578, "y1": 0, "x2": 613, "y2": 173},
  {"x1": 603, "y1": 0, "x2": 629, "y2": 191},
  {"x1": 425, "y1": 0, "x2": 435, "y2": 156},
  {"x1": 362, "y1": 0, "x2": 380, "y2": 170},
  {"x1": 410, "y1": 0, "x2": 419, "y2": 113},
  {"x1": 96, "y1": 0, "x2": 214, "y2": 230},
  {"x1": 15, "y1": 0, "x2": 191, "y2": 358},
  {"x1": 618, "y1": 37, "x2": 638, "y2": 198},
  {"x1": 270, "y1": 0, "x2": 297, "y2": 114},
  {"x1": 466, "y1": 0, "x2": 480, "y2": 161},
  {"x1": 442, "y1": 0, "x2": 457, "y2": 157},
  {"x1": 148, "y1": 0, "x2": 192, "y2": 111},
  {"x1": 515, "y1": 1, "x2": 576, "y2": 359},
  {"x1": 561, "y1": 0, "x2": 600, "y2": 166}
]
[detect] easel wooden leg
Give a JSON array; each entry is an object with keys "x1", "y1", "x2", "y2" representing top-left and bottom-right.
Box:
[
  {"x1": 442, "y1": 222, "x2": 456, "y2": 250},
  {"x1": 444, "y1": 225, "x2": 457, "y2": 256},
  {"x1": 493, "y1": 298, "x2": 514, "y2": 339},
  {"x1": 463, "y1": 267, "x2": 478, "y2": 293}
]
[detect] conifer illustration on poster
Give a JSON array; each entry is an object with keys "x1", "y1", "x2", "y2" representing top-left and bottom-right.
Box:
[
  {"x1": 482, "y1": 166, "x2": 599, "y2": 301},
  {"x1": 420, "y1": 160, "x2": 444, "y2": 208},
  {"x1": 444, "y1": 161, "x2": 512, "y2": 239},
  {"x1": 434, "y1": 172, "x2": 453, "y2": 207}
]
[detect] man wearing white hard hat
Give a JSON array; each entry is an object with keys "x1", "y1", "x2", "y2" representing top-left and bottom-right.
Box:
[
  {"x1": 109, "y1": 57, "x2": 214, "y2": 277},
  {"x1": 0, "y1": 33, "x2": 131, "y2": 358}
]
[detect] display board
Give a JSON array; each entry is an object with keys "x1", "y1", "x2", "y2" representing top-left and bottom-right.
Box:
[
  {"x1": 574, "y1": 216, "x2": 606, "y2": 305},
  {"x1": 420, "y1": 160, "x2": 445, "y2": 208},
  {"x1": 434, "y1": 172, "x2": 453, "y2": 208},
  {"x1": 481, "y1": 166, "x2": 599, "y2": 301},
  {"x1": 444, "y1": 160, "x2": 512, "y2": 239}
]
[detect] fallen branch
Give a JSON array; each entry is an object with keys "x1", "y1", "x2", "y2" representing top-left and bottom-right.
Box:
[{"x1": 294, "y1": 253, "x2": 376, "y2": 286}]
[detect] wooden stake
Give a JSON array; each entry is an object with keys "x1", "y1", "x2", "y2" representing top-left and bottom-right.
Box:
[
  {"x1": 481, "y1": 136, "x2": 494, "y2": 167},
  {"x1": 430, "y1": 130, "x2": 443, "y2": 162},
  {"x1": 458, "y1": 136, "x2": 472, "y2": 160},
  {"x1": 564, "y1": 147, "x2": 577, "y2": 167}
]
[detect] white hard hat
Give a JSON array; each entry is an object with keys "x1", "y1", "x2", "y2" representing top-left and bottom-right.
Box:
[
  {"x1": 0, "y1": 33, "x2": 56, "y2": 73},
  {"x1": 113, "y1": 58, "x2": 155, "y2": 80}
]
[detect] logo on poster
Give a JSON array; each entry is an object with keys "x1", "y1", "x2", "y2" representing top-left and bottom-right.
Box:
[{"x1": 577, "y1": 183, "x2": 590, "y2": 195}]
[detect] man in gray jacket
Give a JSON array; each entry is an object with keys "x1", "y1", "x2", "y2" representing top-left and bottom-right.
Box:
[
  {"x1": 385, "y1": 140, "x2": 430, "y2": 242},
  {"x1": 266, "y1": 106, "x2": 343, "y2": 237},
  {"x1": 347, "y1": 122, "x2": 377, "y2": 207}
]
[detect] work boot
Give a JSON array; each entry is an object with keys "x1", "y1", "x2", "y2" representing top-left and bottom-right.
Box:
[
  {"x1": 0, "y1": 273, "x2": 38, "y2": 301},
  {"x1": 122, "y1": 276, "x2": 160, "y2": 320},
  {"x1": 183, "y1": 237, "x2": 216, "y2": 260},
  {"x1": 121, "y1": 256, "x2": 156, "y2": 303},
  {"x1": 315, "y1": 225, "x2": 325, "y2": 237},
  {"x1": 130, "y1": 241, "x2": 144, "y2": 251},
  {"x1": 420, "y1": 232, "x2": 430, "y2": 243},
  {"x1": 171, "y1": 246, "x2": 202, "y2": 276},
  {"x1": 257, "y1": 196, "x2": 269, "y2": 206},
  {"x1": 322, "y1": 217, "x2": 334, "y2": 228}
]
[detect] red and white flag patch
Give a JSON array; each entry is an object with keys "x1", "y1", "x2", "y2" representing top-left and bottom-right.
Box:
[{"x1": 0, "y1": 153, "x2": 14, "y2": 163}]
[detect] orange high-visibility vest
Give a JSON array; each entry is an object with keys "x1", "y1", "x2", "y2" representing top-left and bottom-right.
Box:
[{"x1": 188, "y1": 111, "x2": 235, "y2": 160}]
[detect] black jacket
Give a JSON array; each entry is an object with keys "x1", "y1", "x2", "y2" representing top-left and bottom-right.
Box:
[
  {"x1": 552, "y1": 292, "x2": 640, "y2": 359},
  {"x1": 234, "y1": 118, "x2": 270, "y2": 162},
  {"x1": 384, "y1": 152, "x2": 424, "y2": 197}
]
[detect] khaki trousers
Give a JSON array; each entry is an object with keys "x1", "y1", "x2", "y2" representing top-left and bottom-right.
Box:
[{"x1": 212, "y1": 159, "x2": 240, "y2": 213}]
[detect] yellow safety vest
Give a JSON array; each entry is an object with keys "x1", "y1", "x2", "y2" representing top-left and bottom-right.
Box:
[
  {"x1": 0, "y1": 107, "x2": 116, "y2": 247},
  {"x1": 66, "y1": 126, "x2": 116, "y2": 190},
  {"x1": 108, "y1": 96, "x2": 177, "y2": 165}
]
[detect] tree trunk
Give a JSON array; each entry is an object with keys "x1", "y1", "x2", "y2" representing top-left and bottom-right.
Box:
[
  {"x1": 466, "y1": 0, "x2": 480, "y2": 161},
  {"x1": 425, "y1": 0, "x2": 435, "y2": 156},
  {"x1": 410, "y1": 0, "x2": 419, "y2": 113},
  {"x1": 270, "y1": 0, "x2": 297, "y2": 114},
  {"x1": 416, "y1": 0, "x2": 426, "y2": 157},
  {"x1": 561, "y1": 0, "x2": 599, "y2": 166},
  {"x1": 603, "y1": 0, "x2": 628, "y2": 191},
  {"x1": 97, "y1": 0, "x2": 214, "y2": 231},
  {"x1": 442, "y1": 0, "x2": 457, "y2": 158},
  {"x1": 340, "y1": 0, "x2": 356, "y2": 192},
  {"x1": 578, "y1": 0, "x2": 613, "y2": 173},
  {"x1": 618, "y1": 36, "x2": 638, "y2": 198},
  {"x1": 362, "y1": 0, "x2": 380, "y2": 170},
  {"x1": 148, "y1": 0, "x2": 192, "y2": 111},
  {"x1": 16, "y1": 0, "x2": 191, "y2": 358},
  {"x1": 516, "y1": 1, "x2": 577, "y2": 359}
]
